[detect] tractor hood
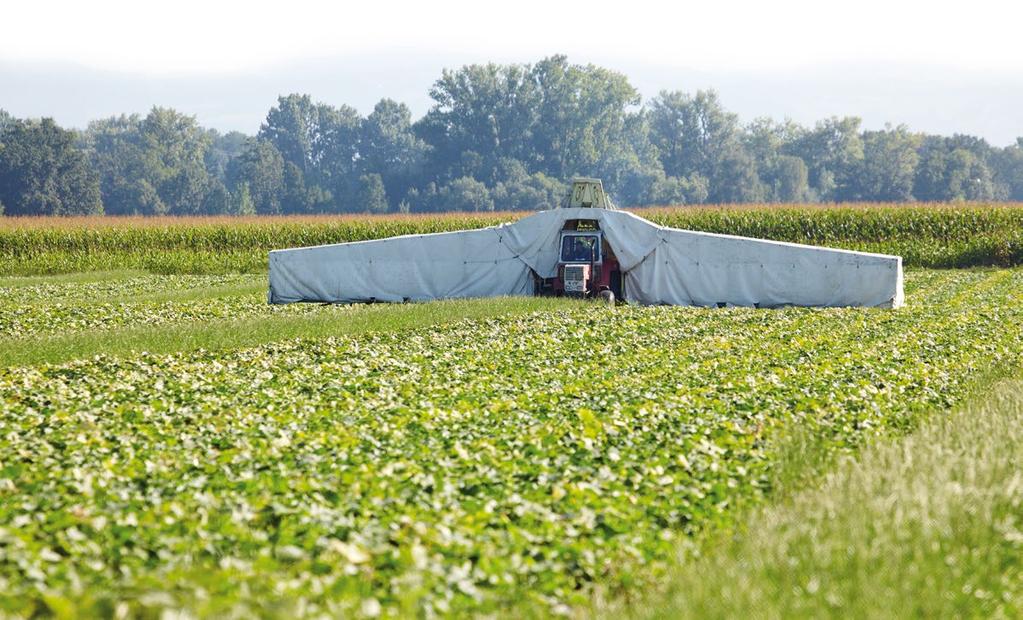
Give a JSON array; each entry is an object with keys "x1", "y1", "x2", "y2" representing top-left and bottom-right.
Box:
[{"x1": 269, "y1": 207, "x2": 903, "y2": 308}]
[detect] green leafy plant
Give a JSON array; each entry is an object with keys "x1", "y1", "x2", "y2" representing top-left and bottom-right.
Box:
[{"x1": 1, "y1": 269, "x2": 1021, "y2": 617}]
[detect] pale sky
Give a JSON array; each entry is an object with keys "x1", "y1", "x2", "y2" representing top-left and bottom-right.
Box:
[
  {"x1": 5, "y1": 0, "x2": 1022, "y2": 73},
  {"x1": 3, "y1": 0, "x2": 1023, "y2": 143}
]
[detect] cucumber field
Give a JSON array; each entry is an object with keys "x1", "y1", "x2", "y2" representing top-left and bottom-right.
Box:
[{"x1": 2, "y1": 206, "x2": 1023, "y2": 617}]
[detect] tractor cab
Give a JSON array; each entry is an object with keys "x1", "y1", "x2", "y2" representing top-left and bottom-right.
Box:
[{"x1": 552, "y1": 220, "x2": 623, "y2": 298}]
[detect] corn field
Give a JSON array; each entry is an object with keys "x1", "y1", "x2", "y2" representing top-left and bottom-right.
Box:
[{"x1": 2, "y1": 203, "x2": 1023, "y2": 274}]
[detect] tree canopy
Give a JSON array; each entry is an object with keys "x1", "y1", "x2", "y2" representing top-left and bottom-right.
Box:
[
  {"x1": 2, "y1": 57, "x2": 1023, "y2": 217},
  {"x1": 0, "y1": 117, "x2": 101, "y2": 216}
]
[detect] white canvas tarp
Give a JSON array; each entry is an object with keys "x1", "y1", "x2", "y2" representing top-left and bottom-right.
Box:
[{"x1": 269, "y1": 207, "x2": 904, "y2": 308}]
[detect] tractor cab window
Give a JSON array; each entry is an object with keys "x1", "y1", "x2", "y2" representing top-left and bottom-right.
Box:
[{"x1": 561, "y1": 234, "x2": 601, "y2": 263}]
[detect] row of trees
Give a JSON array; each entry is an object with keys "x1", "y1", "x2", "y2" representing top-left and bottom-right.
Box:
[{"x1": 3, "y1": 55, "x2": 1023, "y2": 216}]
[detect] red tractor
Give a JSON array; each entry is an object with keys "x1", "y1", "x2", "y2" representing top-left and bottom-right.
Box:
[
  {"x1": 536, "y1": 218, "x2": 623, "y2": 301},
  {"x1": 534, "y1": 179, "x2": 624, "y2": 301}
]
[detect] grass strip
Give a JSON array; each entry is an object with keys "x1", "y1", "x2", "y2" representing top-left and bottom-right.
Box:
[
  {"x1": 0, "y1": 296, "x2": 586, "y2": 367},
  {"x1": 637, "y1": 378, "x2": 1023, "y2": 619}
]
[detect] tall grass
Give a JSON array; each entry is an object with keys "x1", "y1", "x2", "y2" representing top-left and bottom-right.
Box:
[
  {"x1": 3, "y1": 203, "x2": 1023, "y2": 274},
  {"x1": 637, "y1": 379, "x2": 1023, "y2": 619}
]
